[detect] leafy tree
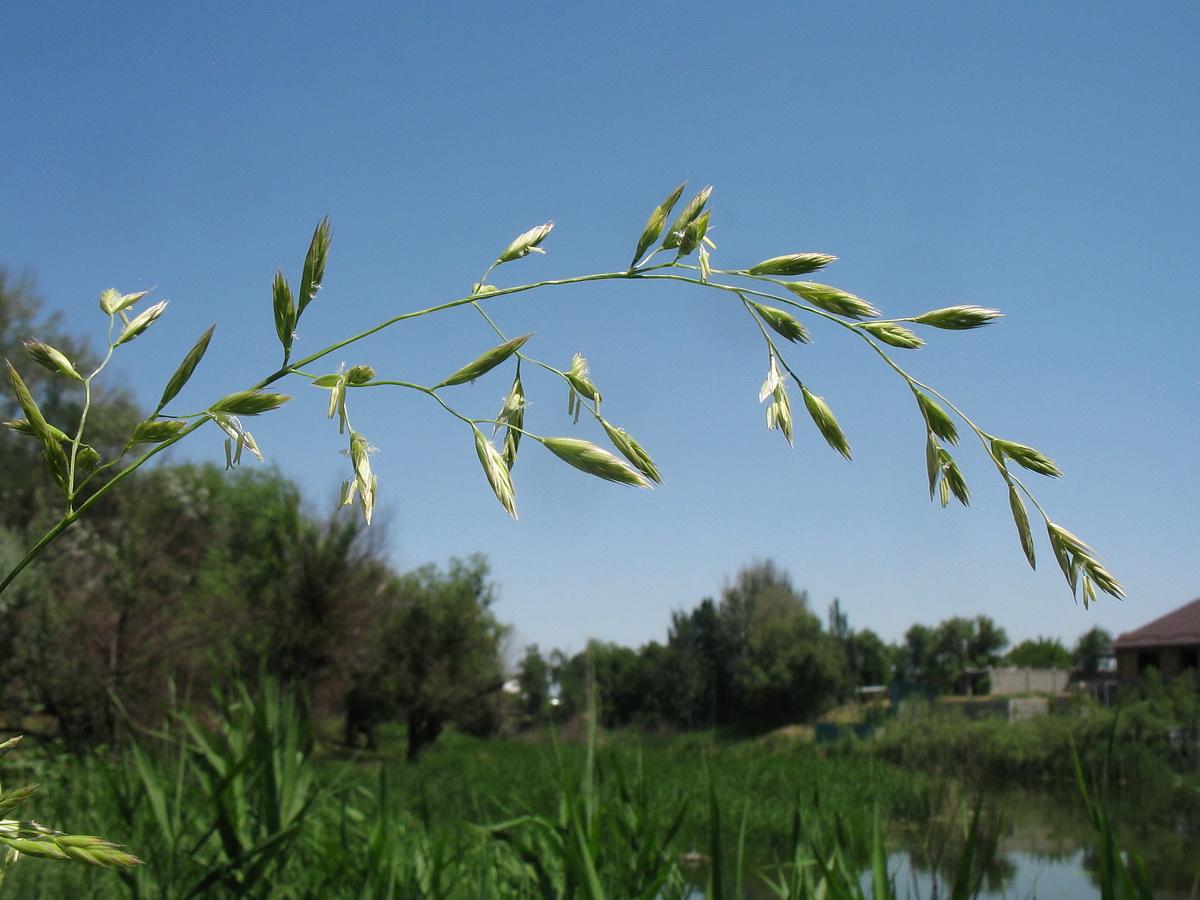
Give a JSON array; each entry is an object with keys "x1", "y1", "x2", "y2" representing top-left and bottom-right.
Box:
[
  {"x1": 733, "y1": 607, "x2": 847, "y2": 730},
  {"x1": 665, "y1": 596, "x2": 728, "y2": 730},
  {"x1": 845, "y1": 628, "x2": 895, "y2": 687},
  {"x1": 828, "y1": 598, "x2": 851, "y2": 642},
  {"x1": 6, "y1": 458, "x2": 390, "y2": 746},
  {"x1": 1004, "y1": 636, "x2": 1072, "y2": 669},
  {"x1": 568, "y1": 639, "x2": 698, "y2": 730},
  {"x1": 546, "y1": 647, "x2": 584, "y2": 721},
  {"x1": 266, "y1": 511, "x2": 377, "y2": 691},
  {"x1": 619, "y1": 640, "x2": 686, "y2": 729},
  {"x1": 718, "y1": 561, "x2": 848, "y2": 730},
  {"x1": 901, "y1": 615, "x2": 1008, "y2": 693},
  {"x1": 899, "y1": 623, "x2": 935, "y2": 683},
  {"x1": 546, "y1": 561, "x2": 853, "y2": 733},
  {"x1": 582, "y1": 641, "x2": 641, "y2": 727},
  {"x1": 827, "y1": 599, "x2": 895, "y2": 694},
  {"x1": 966, "y1": 615, "x2": 1009, "y2": 667},
  {"x1": 1073, "y1": 626, "x2": 1115, "y2": 675},
  {"x1": 516, "y1": 644, "x2": 551, "y2": 725},
  {"x1": 354, "y1": 555, "x2": 508, "y2": 760},
  {"x1": 13, "y1": 465, "x2": 229, "y2": 745}
]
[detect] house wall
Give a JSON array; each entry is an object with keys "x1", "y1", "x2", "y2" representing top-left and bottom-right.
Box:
[{"x1": 1115, "y1": 645, "x2": 1200, "y2": 682}]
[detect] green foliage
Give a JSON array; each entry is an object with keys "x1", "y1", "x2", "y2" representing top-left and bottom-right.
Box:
[
  {"x1": 110, "y1": 680, "x2": 321, "y2": 899},
  {"x1": 544, "y1": 561, "x2": 849, "y2": 734},
  {"x1": 899, "y1": 616, "x2": 1009, "y2": 693},
  {"x1": 1071, "y1": 741, "x2": 1155, "y2": 900},
  {"x1": 843, "y1": 629, "x2": 894, "y2": 688},
  {"x1": 347, "y1": 555, "x2": 509, "y2": 760},
  {"x1": 485, "y1": 709, "x2": 689, "y2": 900},
  {"x1": 516, "y1": 645, "x2": 551, "y2": 725},
  {"x1": 1074, "y1": 626, "x2": 1115, "y2": 675},
  {"x1": 1004, "y1": 636, "x2": 1072, "y2": 669},
  {"x1": 0, "y1": 736, "x2": 139, "y2": 888},
  {"x1": 5, "y1": 462, "x2": 366, "y2": 747},
  {"x1": 6, "y1": 705, "x2": 1192, "y2": 899},
  {"x1": 870, "y1": 680, "x2": 1200, "y2": 786}
]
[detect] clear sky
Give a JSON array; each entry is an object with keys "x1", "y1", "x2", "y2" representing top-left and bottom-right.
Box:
[{"x1": 3, "y1": 2, "x2": 1198, "y2": 660}]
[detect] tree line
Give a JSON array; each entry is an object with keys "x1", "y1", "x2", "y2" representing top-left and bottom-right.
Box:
[{"x1": 515, "y1": 562, "x2": 1114, "y2": 733}]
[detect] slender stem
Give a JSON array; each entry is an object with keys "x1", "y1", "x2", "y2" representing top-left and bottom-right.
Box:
[
  {"x1": 253, "y1": 271, "x2": 643, "y2": 392},
  {"x1": 66, "y1": 331, "x2": 119, "y2": 507}
]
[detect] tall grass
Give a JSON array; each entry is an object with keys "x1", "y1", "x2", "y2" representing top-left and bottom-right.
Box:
[{"x1": 2, "y1": 684, "x2": 1191, "y2": 899}]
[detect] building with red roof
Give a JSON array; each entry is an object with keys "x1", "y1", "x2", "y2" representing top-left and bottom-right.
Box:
[{"x1": 1111, "y1": 598, "x2": 1200, "y2": 682}]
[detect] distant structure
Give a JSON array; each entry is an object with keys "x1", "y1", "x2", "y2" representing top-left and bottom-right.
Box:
[
  {"x1": 987, "y1": 667, "x2": 1070, "y2": 695},
  {"x1": 954, "y1": 666, "x2": 1069, "y2": 697},
  {"x1": 1112, "y1": 597, "x2": 1200, "y2": 682}
]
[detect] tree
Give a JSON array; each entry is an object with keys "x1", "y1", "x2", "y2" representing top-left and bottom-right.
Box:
[
  {"x1": 620, "y1": 640, "x2": 686, "y2": 730},
  {"x1": 266, "y1": 510, "x2": 377, "y2": 691},
  {"x1": 516, "y1": 644, "x2": 550, "y2": 725},
  {"x1": 902, "y1": 615, "x2": 1008, "y2": 693},
  {"x1": 665, "y1": 596, "x2": 729, "y2": 730},
  {"x1": 732, "y1": 605, "x2": 847, "y2": 730},
  {"x1": 581, "y1": 641, "x2": 642, "y2": 728},
  {"x1": 1074, "y1": 626, "x2": 1115, "y2": 675},
  {"x1": 354, "y1": 555, "x2": 508, "y2": 761},
  {"x1": 827, "y1": 599, "x2": 895, "y2": 695},
  {"x1": 845, "y1": 629, "x2": 894, "y2": 687},
  {"x1": 3, "y1": 455, "x2": 396, "y2": 748},
  {"x1": 967, "y1": 616, "x2": 1010, "y2": 668},
  {"x1": 719, "y1": 561, "x2": 847, "y2": 730},
  {"x1": 1005, "y1": 637, "x2": 1072, "y2": 669},
  {"x1": 10, "y1": 462, "x2": 263, "y2": 745},
  {"x1": 542, "y1": 641, "x2": 642, "y2": 729}
]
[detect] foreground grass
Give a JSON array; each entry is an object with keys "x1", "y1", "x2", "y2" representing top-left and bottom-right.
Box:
[
  {"x1": 0, "y1": 706, "x2": 945, "y2": 899},
  {"x1": 8, "y1": 743, "x2": 919, "y2": 897},
  {"x1": 3, "y1": 685, "x2": 1195, "y2": 898}
]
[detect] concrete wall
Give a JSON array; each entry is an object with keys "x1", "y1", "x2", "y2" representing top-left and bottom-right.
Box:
[{"x1": 989, "y1": 667, "x2": 1069, "y2": 696}]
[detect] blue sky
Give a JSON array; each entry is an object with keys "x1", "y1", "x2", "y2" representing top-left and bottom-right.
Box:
[{"x1": 3, "y1": 2, "x2": 1198, "y2": 659}]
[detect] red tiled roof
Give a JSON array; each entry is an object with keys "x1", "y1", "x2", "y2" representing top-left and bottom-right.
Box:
[{"x1": 1112, "y1": 598, "x2": 1200, "y2": 650}]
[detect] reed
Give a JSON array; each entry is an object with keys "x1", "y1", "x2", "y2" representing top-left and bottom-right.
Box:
[{"x1": 0, "y1": 683, "x2": 1187, "y2": 899}]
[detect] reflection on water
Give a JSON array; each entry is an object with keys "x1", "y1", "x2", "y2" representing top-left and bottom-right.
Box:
[
  {"x1": 685, "y1": 849, "x2": 1148, "y2": 900},
  {"x1": 682, "y1": 850, "x2": 1102, "y2": 900},
  {"x1": 889, "y1": 849, "x2": 1097, "y2": 900}
]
